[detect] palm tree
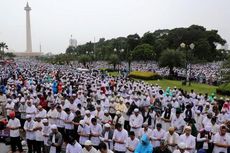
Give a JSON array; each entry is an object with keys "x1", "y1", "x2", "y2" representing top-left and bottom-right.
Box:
[{"x1": 0, "y1": 42, "x2": 8, "y2": 59}]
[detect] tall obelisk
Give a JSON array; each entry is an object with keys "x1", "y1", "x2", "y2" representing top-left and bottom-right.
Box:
[{"x1": 24, "y1": 2, "x2": 32, "y2": 53}]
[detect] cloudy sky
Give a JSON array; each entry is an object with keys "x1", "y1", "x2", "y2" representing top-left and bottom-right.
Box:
[{"x1": 0, "y1": 0, "x2": 229, "y2": 54}]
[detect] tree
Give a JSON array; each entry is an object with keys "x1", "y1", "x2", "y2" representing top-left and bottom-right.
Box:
[
  {"x1": 132, "y1": 44, "x2": 156, "y2": 61},
  {"x1": 0, "y1": 42, "x2": 8, "y2": 59},
  {"x1": 159, "y1": 49, "x2": 185, "y2": 75},
  {"x1": 78, "y1": 55, "x2": 91, "y2": 66},
  {"x1": 127, "y1": 34, "x2": 140, "y2": 51},
  {"x1": 108, "y1": 54, "x2": 119, "y2": 70},
  {"x1": 66, "y1": 46, "x2": 76, "y2": 54}
]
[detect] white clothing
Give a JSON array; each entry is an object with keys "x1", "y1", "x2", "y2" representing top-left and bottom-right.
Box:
[
  {"x1": 179, "y1": 134, "x2": 196, "y2": 153},
  {"x1": 34, "y1": 121, "x2": 44, "y2": 141},
  {"x1": 213, "y1": 132, "x2": 230, "y2": 153},
  {"x1": 26, "y1": 105, "x2": 37, "y2": 119},
  {"x1": 64, "y1": 113, "x2": 74, "y2": 130},
  {"x1": 24, "y1": 120, "x2": 36, "y2": 140},
  {"x1": 66, "y1": 142, "x2": 83, "y2": 153},
  {"x1": 78, "y1": 125, "x2": 90, "y2": 145},
  {"x1": 47, "y1": 109, "x2": 58, "y2": 125},
  {"x1": 129, "y1": 114, "x2": 143, "y2": 137},
  {"x1": 7, "y1": 118, "x2": 21, "y2": 137},
  {"x1": 164, "y1": 132, "x2": 179, "y2": 152},
  {"x1": 90, "y1": 124, "x2": 102, "y2": 146},
  {"x1": 126, "y1": 137, "x2": 139, "y2": 153},
  {"x1": 113, "y1": 129, "x2": 128, "y2": 152},
  {"x1": 151, "y1": 129, "x2": 166, "y2": 147}
]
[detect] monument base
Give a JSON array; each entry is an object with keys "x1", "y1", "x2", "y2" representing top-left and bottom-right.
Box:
[{"x1": 14, "y1": 52, "x2": 43, "y2": 57}]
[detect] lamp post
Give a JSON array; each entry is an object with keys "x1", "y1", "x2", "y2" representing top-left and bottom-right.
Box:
[
  {"x1": 180, "y1": 42, "x2": 195, "y2": 85},
  {"x1": 114, "y1": 48, "x2": 124, "y2": 72}
]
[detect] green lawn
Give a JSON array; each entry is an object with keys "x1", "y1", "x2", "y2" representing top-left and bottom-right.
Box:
[
  {"x1": 145, "y1": 79, "x2": 218, "y2": 95},
  {"x1": 107, "y1": 72, "x2": 218, "y2": 95}
]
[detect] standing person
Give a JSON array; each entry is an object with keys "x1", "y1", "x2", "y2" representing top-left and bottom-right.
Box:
[
  {"x1": 33, "y1": 116, "x2": 44, "y2": 153},
  {"x1": 64, "y1": 108, "x2": 75, "y2": 141},
  {"x1": 78, "y1": 120, "x2": 91, "y2": 146},
  {"x1": 56, "y1": 105, "x2": 66, "y2": 137},
  {"x1": 18, "y1": 99, "x2": 27, "y2": 127},
  {"x1": 6, "y1": 111, "x2": 23, "y2": 153},
  {"x1": 164, "y1": 127, "x2": 179, "y2": 152},
  {"x1": 47, "y1": 124, "x2": 63, "y2": 153},
  {"x1": 113, "y1": 123, "x2": 128, "y2": 153},
  {"x1": 213, "y1": 124, "x2": 230, "y2": 153},
  {"x1": 179, "y1": 126, "x2": 196, "y2": 153},
  {"x1": 129, "y1": 109, "x2": 143, "y2": 137},
  {"x1": 151, "y1": 123, "x2": 166, "y2": 148},
  {"x1": 154, "y1": 140, "x2": 171, "y2": 153},
  {"x1": 113, "y1": 111, "x2": 125, "y2": 128},
  {"x1": 83, "y1": 140, "x2": 98, "y2": 153},
  {"x1": 100, "y1": 123, "x2": 114, "y2": 150},
  {"x1": 161, "y1": 105, "x2": 173, "y2": 131},
  {"x1": 138, "y1": 123, "x2": 153, "y2": 139},
  {"x1": 126, "y1": 131, "x2": 139, "y2": 153},
  {"x1": 42, "y1": 119, "x2": 52, "y2": 153},
  {"x1": 134, "y1": 134, "x2": 153, "y2": 153},
  {"x1": 196, "y1": 126, "x2": 213, "y2": 153},
  {"x1": 90, "y1": 118, "x2": 102, "y2": 149},
  {"x1": 171, "y1": 109, "x2": 186, "y2": 135},
  {"x1": 66, "y1": 136, "x2": 83, "y2": 153},
  {"x1": 24, "y1": 115, "x2": 36, "y2": 153}
]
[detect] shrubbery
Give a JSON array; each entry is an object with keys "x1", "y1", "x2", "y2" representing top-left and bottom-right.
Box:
[
  {"x1": 216, "y1": 83, "x2": 230, "y2": 96},
  {"x1": 128, "y1": 71, "x2": 162, "y2": 80}
]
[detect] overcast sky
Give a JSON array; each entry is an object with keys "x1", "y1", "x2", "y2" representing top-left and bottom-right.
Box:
[{"x1": 0, "y1": 0, "x2": 229, "y2": 54}]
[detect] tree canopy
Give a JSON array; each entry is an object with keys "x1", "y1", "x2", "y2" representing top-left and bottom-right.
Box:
[{"x1": 65, "y1": 25, "x2": 226, "y2": 62}]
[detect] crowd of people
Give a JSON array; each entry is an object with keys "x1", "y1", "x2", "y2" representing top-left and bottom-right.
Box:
[
  {"x1": 90, "y1": 61, "x2": 222, "y2": 85},
  {"x1": 0, "y1": 59, "x2": 230, "y2": 153}
]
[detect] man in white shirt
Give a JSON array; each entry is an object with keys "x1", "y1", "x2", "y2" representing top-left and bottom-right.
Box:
[
  {"x1": 138, "y1": 122, "x2": 153, "y2": 139},
  {"x1": 78, "y1": 120, "x2": 91, "y2": 146},
  {"x1": 151, "y1": 123, "x2": 166, "y2": 148},
  {"x1": 56, "y1": 105, "x2": 66, "y2": 136},
  {"x1": 164, "y1": 127, "x2": 179, "y2": 152},
  {"x1": 7, "y1": 111, "x2": 23, "y2": 153},
  {"x1": 90, "y1": 118, "x2": 102, "y2": 149},
  {"x1": 113, "y1": 123, "x2": 128, "y2": 153},
  {"x1": 66, "y1": 136, "x2": 83, "y2": 153},
  {"x1": 129, "y1": 109, "x2": 143, "y2": 137},
  {"x1": 83, "y1": 140, "x2": 98, "y2": 153},
  {"x1": 5, "y1": 98, "x2": 15, "y2": 119},
  {"x1": 36, "y1": 105, "x2": 47, "y2": 119},
  {"x1": 213, "y1": 124, "x2": 230, "y2": 153},
  {"x1": 42, "y1": 119, "x2": 52, "y2": 153},
  {"x1": 33, "y1": 116, "x2": 44, "y2": 153},
  {"x1": 113, "y1": 111, "x2": 125, "y2": 128},
  {"x1": 171, "y1": 109, "x2": 185, "y2": 135},
  {"x1": 126, "y1": 131, "x2": 139, "y2": 153},
  {"x1": 64, "y1": 108, "x2": 75, "y2": 141},
  {"x1": 26, "y1": 100, "x2": 37, "y2": 119},
  {"x1": 179, "y1": 126, "x2": 196, "y2": 153},
  {"x1": 47, "y1": 103, "x2": 58, "y2": 125},
  {"x1": 24, "y1": 115, "x2": 36, "y2": 153}
]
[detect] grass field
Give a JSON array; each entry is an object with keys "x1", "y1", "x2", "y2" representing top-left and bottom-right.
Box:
[
  {"x1": 145, "y1": 79, "x2": 218, "y2": 95},
  {"x1": 107, "y1": 72, "x2": 218, "y2": 95}
]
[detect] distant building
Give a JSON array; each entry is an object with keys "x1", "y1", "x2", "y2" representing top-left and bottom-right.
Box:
[{"x1": 69, "y1": 38, "x2": 77, "y2": 47}]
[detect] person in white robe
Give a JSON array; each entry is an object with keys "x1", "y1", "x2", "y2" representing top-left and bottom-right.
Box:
[
  {"x1": 129, "y1": 109, "x2": 143, "y2": 137},
  {"x1": 126, "y1": 131, "x2": 139, "y2": 153},
  {"x1": 179, "y1": 126, "x2": 196, "y2": 153},
  {"x1": 151, "y1": 123, "x2": 166, "y2": 147},
  {"x1": 164, "y1": 127, "x2": 179, "y2": 152}
]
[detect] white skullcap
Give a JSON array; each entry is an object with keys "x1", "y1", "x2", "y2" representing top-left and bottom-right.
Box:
[
  {"x1": 178, "y1": 142, "x2": 186, "y2": 149},
  {"x1": 84, "y1": 140, "x2": 92, "y2": 146},
  {"x1": 104, "y1": 110, "x2": 109, "y2": 114},
  {"x1": 104, "y1": 123, "x2": 111, "y2": 128},
  {"x1": 85, "y1": 110, "x2": 90, "y2": 114},
  {"x1": 51, "y1": 124, "x2": 58, "y2": 129},
  {"x1": 185, "y1": 126, "x2": 191, "y2": 130},
  {"x1": 79, "y1": 120, "x2": 85, "y2": 125},
  {"x1": 26, "y1": 115, "x2": 32, "y2": 119},
  {"x1": 42, "y1": 119, "x2": 48, "y2": 123},
  {"x1": 116, "y1": 111, "x2": 121, "y2": 115},
  {"x1": 134, "y1": 108, "x2": 139, "y2": 112},
  {"x1": 195, "y1": 110, "x2": 201, "y2": 114}
]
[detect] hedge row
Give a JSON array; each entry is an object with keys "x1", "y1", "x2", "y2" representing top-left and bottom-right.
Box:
[
  {"x1": 216, "y1": 83, "x2": 230, "y2": 96},
  {"x1": 128, "y1": 71, "x2": 162, "y2": 80}
]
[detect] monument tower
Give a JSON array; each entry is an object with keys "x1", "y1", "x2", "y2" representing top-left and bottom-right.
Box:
[{"x1": 24, "y1": 2, "x2": 32, "y2": 53}]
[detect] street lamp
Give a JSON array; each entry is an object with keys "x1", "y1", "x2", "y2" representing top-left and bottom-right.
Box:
[{"x1": 180, "y1": 42, "x2": 195, "y2": 85}]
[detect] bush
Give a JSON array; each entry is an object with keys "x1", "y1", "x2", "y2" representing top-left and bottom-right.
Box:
[
  {"x1": 216, "y1": 83, "x2": 230, "y2": 96},
  {"x1": 128, "y1": 71, "x2": 162, "y2": 80}
]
